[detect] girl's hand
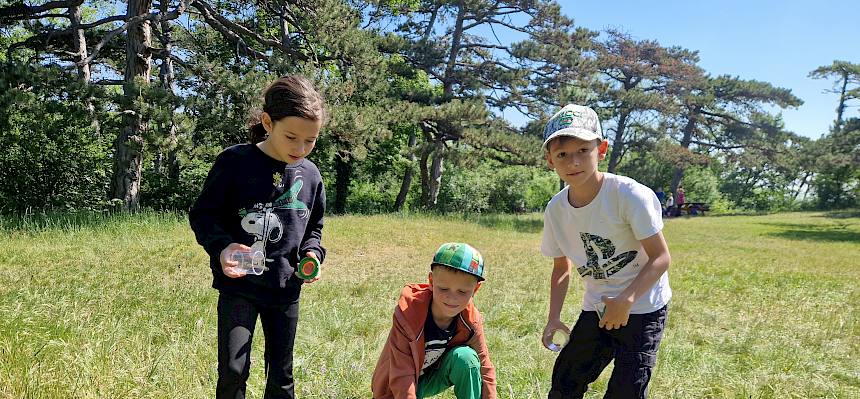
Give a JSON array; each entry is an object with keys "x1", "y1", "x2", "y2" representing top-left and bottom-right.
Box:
[
  {"x1": 599, "y1": 295, "x2": 633, "y2": 330},
  {"x1": 298, "y1": 251, "x2": 321, "y2": 284},
  {"x1": 219, "y1": 243, "x2": 250, "y2": 278}
]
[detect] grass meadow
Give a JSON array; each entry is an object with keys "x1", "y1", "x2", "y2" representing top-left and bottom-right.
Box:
[{"x1": 1, "y1": 211, "x2": 858, "y2": 398}]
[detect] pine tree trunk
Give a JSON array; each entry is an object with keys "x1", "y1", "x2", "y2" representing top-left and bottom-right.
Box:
[
  {"x1": 670, "y1": 113, "x2": 696, "y2": 194},
  {"x1": 334, "y1": 152, "x2": 352, "y2": 214},
  {"x1": 157, "y1": 1, "x2": 179, "y2": 183},
  {"x1": 428, "y1": 2, "x2": 463, "y2": 208},
  {"x1": 69, "y1": 5, "x2": 90, "y2": 83},
  {"x1": 279, "y1": 6, "x2": 290, "y2": 47},
  {"x1": 441, "y1": 2, "x2": 466, "y2": 100},
  {"x1": 111, "y1": 0, "x2": 153, "y2": 211},
  {"x1": 836, "y1": 72, "x2": 848, "y2": 131},
  {"x1": 419, "y1": 144, "x2": 431, "y2": 207},
  {"x1": 394, "y1": 129, "x2": 417, "y2": 211},
  {"x1": 427, "y1": 139, "x2": 444, "y2": 208},
  {"x1": 793, "y1": 172, "x2": 812, "y2": 200},
  {"x1": 69, "y1": 4, "x2": 101, "y2": 137},
  {"x1": 607, "y1": 109, "x2": 629, "y2": 173}
]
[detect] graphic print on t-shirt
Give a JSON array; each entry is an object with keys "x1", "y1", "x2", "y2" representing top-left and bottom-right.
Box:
[
  {"x1": 422, "y1": 339, "x2": 448, "y2": 373},
  {"x1": 421, "y1": 311, "x2": 456, "y2": 374},
  {"x1": 577, "y1": 232, "x2": 637, "y2": 280},
  {"x1": 237, "y1": 175, "x2": 310, "y2": 273}
]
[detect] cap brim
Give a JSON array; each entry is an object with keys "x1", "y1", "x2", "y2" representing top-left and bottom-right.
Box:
[
  {"x1": 542, "y1": 128, "x2": 603, "y2": 151},
  {"x1": 432, "y1": 262, "x2": 485, "y2": 281}
]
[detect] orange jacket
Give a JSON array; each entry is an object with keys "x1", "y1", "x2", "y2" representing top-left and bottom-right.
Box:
[{"x1": 371, "y1": 283, "x2": 497, "y2": 399}]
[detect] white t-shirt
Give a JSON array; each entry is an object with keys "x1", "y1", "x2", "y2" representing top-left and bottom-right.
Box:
[{"x1": 541, "y1": 173, "x2": 671, "y2": 314}]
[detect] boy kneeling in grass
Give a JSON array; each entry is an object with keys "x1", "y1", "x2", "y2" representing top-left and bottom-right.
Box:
[{"x1": 372, "y1": 243, "x2": 497, "y2": 399}]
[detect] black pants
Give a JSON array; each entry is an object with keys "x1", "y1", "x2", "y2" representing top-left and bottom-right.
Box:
[
  {"x1": 216, "y1": 291, "x2": 300, "y2": 399},
  {"x1": 549, "y1": 305, "x2": 668, "y2": 399}
]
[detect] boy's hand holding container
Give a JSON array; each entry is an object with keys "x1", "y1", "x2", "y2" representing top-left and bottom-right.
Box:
[{"x1": 542, "y1": 318, "x2": 571, "y2": 352}]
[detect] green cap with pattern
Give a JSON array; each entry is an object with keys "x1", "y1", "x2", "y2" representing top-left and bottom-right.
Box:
[{"x1": 432, "y1": 242, "x2": 485, "y2": 281}]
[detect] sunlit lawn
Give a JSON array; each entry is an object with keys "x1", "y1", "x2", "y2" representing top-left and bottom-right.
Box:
[{"x1": 1, "y1": 210, "x2": 858, "y2": 398}]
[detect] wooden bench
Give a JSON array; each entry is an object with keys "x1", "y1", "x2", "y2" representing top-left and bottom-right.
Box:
[{"x1": 674, "y1": 202, "x2": 710, "y2": 216}]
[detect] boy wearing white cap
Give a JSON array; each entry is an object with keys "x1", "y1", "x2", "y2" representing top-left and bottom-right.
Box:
[{"x1": 539, "y1": 104, "x2": 672, "y2": 398}]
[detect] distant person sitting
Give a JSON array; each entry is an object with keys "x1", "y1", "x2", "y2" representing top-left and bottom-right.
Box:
[{"x1": 655, "y1": 187, "x2": 666, "y2": 208}]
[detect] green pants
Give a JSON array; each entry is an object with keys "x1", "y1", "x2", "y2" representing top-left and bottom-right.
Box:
[{"x1": 417, "y1": 346, "x2": 482, "y2": 399}]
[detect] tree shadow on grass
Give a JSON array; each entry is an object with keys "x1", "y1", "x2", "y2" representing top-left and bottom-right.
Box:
[
  {"x1": 818, "y1": 209, "x2": 860, "y2": 219},
  {"x1": 461, "y1": 213, "x2": 544, "y2": 234},
  {"x1": 759, "y1": 221, "x2": 860, "y2": 243}
]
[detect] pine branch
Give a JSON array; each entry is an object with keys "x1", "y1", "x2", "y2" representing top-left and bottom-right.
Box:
[
  {"x1": 483, "y1": 18, "x2": 532, "y2": 35},
  {"x1": 78, "y1": 14, "x2": 127, "y2": 30},
  {"x1": 76, "y1": 4, "x2": 186, "y2": 67},
  {"x1": 27, "y1": 13, "x2": 68, "y2": 19},
  {"x1": 93, "y1": 79, "x2": 125, "y2": 85},
  {"x1": 0, "y1": 0, "x2": 83, "y2": 23},
  {"x1": 189, "y1": 4, "x2": 267, "y2": 61},
  {"x1": 698, "y1": 108, "x2": 758, "y2": 128},
  {"x1": 6, "y1": 15, "x2": 134, "y2": 57},
  {"x1": 689, "y1": 140, "x2": 745, "y2": 150},
  {"x1": 458, "y1": 42, "x2": 510, "y2": 51},
  {"x1": 190, "y1": 0, "x2": 309, "y2": 62}
]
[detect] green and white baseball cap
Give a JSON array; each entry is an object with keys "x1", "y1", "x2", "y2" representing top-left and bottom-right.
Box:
[
  {"x1": 542, "y1": 104, "x2": 604, "y2": 151},
  {"x1": 432, "y1": 242, "x2": 485, "y2": 281}
]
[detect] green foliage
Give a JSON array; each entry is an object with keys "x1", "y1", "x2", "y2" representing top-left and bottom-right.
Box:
[
  {"x1": 436, "y1": 165, "x2": 492, "y2": 213},
  {"x1": 0, "y1": 62, "x2": 115, "y2": 213},
  {"x1": 370, "y1": 0, "x2": 592, "y2": 208},
  {"x1": 344, "y1": 179, "x2": 398, "y2": 214},
  {"x1": 486, "y1": 165, "x2": 557, "y2": 213},
  {"x1": 595, "y1": 30, "x2": 702, "y2": 171},
  {"x1": 0, "y1": 1, "x2": 853, "y2": 215},
  {"x1": 615, "y1": 139, "x2": 678, "y2": 187},
  {"x1": 436, "y1": 163, "x2": 557, "y2": 214},
  {"x1": 811, "y1": 122, "x2": 859, "y2": 209},
  {"x1": 712, "y1": 120, "x2": 813, "y2": 212},
  {"x1": 808, "y1": 60, "x2": 860, "y2": 129},
  {"x1": 680, "y1": 166, "x2": 724, "y2": 205},
  {"x1": 140, "y1": 159, "x2": 211, "y2": 211},
  {"x1": 703, "y1": 196, "x2": 736, "y2": 214},
  {"x1": 804, "y1": 61, "x2": 860, "y2": 209},
  {"x1": 184, "y1": 66, "x2": 272, "y2": 148}
]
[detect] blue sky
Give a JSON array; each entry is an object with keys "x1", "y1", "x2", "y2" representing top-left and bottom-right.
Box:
[{"x1": 547, "y1": 0, "x2": 860, "y2": 139}]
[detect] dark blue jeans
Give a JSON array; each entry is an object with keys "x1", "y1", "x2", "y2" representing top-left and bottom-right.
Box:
[
  {"x1": 548, "y1": 305, "x2": 668, "y2": 399},
  {"x1": 216, "y1": 291, "x2": 300, "y2": 399}
]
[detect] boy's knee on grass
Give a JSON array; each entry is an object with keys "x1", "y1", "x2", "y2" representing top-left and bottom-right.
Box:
[{"x1": 446, "y1": 346, "x2": 480, "y2": 370}]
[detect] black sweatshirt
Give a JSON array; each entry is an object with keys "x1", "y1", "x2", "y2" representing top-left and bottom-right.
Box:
[{"x1": 189, "y1": 144, "x2": 326, "y2": 303}]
